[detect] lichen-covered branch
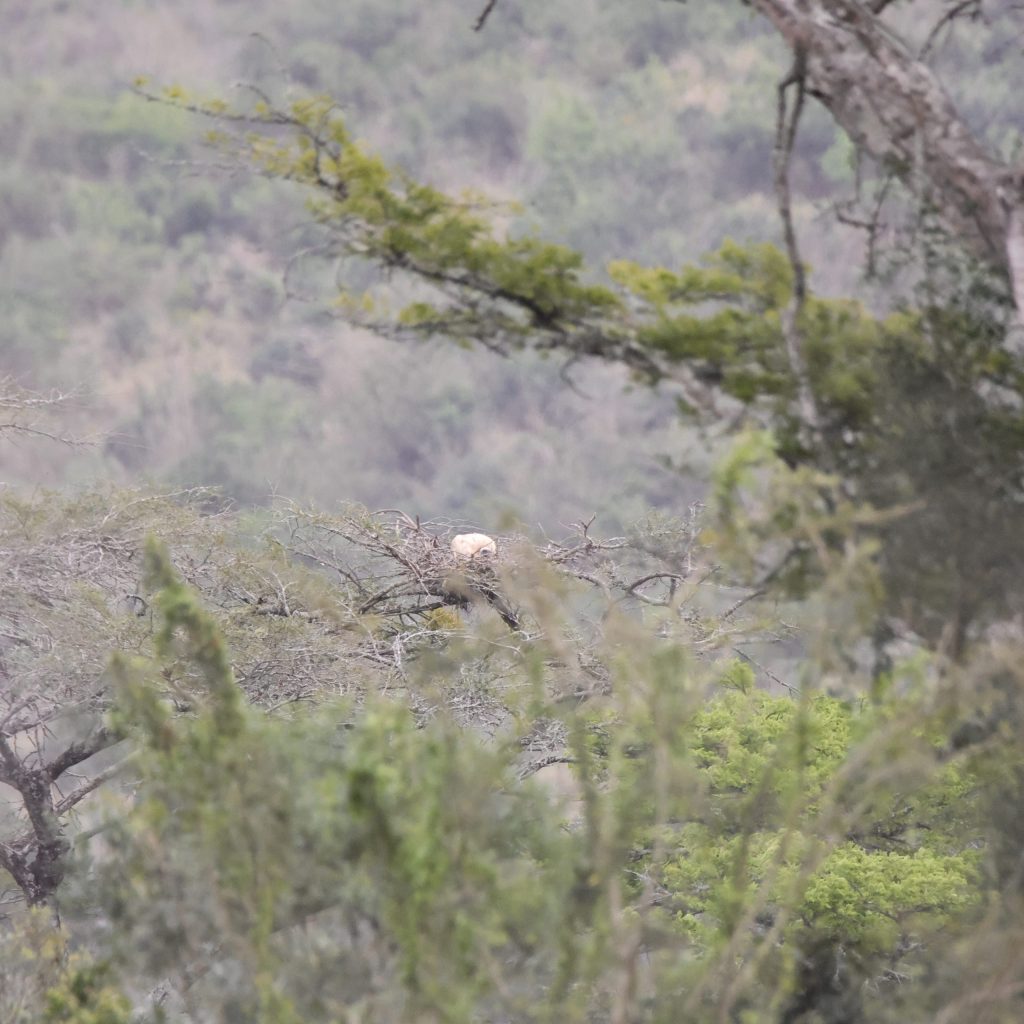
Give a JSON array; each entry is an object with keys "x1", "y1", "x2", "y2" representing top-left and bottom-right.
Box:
[{"x1": 745, "y1": 0, "x2": 1020, "y2": 315}]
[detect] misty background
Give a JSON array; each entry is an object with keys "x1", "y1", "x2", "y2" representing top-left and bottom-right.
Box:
[{"x1": 2, "y1": 0, "x2": 1015, "y2": 528}]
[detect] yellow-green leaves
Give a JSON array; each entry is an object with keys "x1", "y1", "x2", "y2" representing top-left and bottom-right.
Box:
[
  {"x1": 688, "y1": 690, "x2": 850, "y2": 800},
  {"x1": 800, "y1": 844, "x2": 978, "y2": 951},
  {"x1": 610, "y1": 240, "x2": 793, "y2": 311}
]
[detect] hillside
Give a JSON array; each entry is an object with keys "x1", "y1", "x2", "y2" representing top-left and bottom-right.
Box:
[{"x1": 1, "y1": 0, "x2": 856, "y2": 527}]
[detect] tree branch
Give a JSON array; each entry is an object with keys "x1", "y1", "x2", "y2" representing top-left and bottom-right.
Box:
[
  {"x1": 474, "y1": 0, "x2": 500, "y2": 31},
  {"x1": 773, "y1": 44, "x2": 821, "y2": 443},
  {"x1": 55, "y1": 753, "x2": 136, "y2": 816},
  {"x1": 0, "y1": 842, "x2": 31, "y2": 898},
  {"x1": 919, "y1": 0, "x2": 982, "y2": 60},
  {"x1": 746, "y1": 0, "x2": 1015, "y2": 311},
  {"x1": 0, "y1": 734, "x2": 68, "y2": 904},
  {"x1": 44, "y1": 726, "x2": 117, "y2": 783}
]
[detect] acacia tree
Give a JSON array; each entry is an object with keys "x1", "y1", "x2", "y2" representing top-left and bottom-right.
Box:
[
  {"x1": 0, "y1": 485, "x2": 738, "y2": 912},
  {"x1": 47, "y1": 533, "x2": 996, "y2": 1024}
]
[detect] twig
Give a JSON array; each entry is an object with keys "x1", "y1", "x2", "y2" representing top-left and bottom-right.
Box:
[
  {"x1": 919, "y1": 0, "x2": 982, "y2": 60},
  {"x1": 474, "y1": 0, "x2": 500, "y2": 32},
  {"x1": 55, "y1": 753, "x2": 137, "y2": 815},
  {"x1": 734, "y1": 648, "x2": 800, "y2": 696},
  {"x1": 517, "y1": 755, "x2": 577, "y2": 782},
  {"x1": 0, "y1": 423, "x2": 92, "y2": 447},
  {"x1": 721, "y1": 587, "x2": 767, "y2": 622}
]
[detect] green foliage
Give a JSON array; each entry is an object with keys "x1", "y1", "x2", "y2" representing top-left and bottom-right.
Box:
[
  {"x1": 44, "y1": 963, "x2": 133, "y2": 1024},
  {"x1": 143, "y1": 537, "x2": 243, "y2": 735},
  {"x1": 0, "y1": 912, "x2": 131, "y2": 1024},
  {"x1": 89, "y1": 572, "x2": 993, "y2": 1022},
  {"x1": 655, "y1": 688, "x2": 981, "y2": 1018},
  {"x1": 798, "y1": 844, "x2": 976, "y2": 952},
  {"x1": 98, "y1": 558, "x2": 584, "y2": 1021},
  {"x1": 610, "y1": 240, "x2": 909, "y2": 452},
  {"x1": 687, "y1": 690, "x2": 850, "y2": 800},
  {"x1": 705, "y1": 430, "x2": 886, "y2": 640},
  {"x1": 226, "y1": 93, "x2": 623, "y2": 340}
]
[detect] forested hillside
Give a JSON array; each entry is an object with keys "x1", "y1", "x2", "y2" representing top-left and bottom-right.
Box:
[
  {"x1": 4, "y1": 2, "x2": 1024, "y2": 1023},
  {"x1": 1, "y1": 0, "x2": 842, "y2": 523}
]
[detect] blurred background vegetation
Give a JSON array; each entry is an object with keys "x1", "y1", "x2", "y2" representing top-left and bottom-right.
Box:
[{"x1": 0, "y1": 0, "x2": 879, "y2": 526}]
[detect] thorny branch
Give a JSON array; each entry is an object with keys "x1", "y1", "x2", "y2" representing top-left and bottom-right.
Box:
[{"x1": 0, "y1": 379, "x2": 92, "y2": 448}]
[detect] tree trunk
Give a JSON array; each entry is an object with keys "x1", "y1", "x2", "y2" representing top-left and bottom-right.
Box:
[{"x1": 746, "y1": 0, "x2": 1023, "y2": 316}]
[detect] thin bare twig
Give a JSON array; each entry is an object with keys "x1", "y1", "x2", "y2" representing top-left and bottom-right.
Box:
[
  {"x1": 919, "y1": 0, "x2": 982, "y2": 60},
  {"x1": 55, "y1": 754, "x2": 137, "y2": 815},
  {"x1": 474, "y1": 0, "x2": 500, "y2": 31},
  {"x1": 734, "y1": 648, "x2": 800, "y2": 696}
]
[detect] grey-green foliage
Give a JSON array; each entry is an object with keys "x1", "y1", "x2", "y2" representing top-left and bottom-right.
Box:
[
  {"x1": 100, "y1": 548, "x2": 584, "y2": 1022},
  {"x1": 50, "y1": 543, "x2": 1003, "y2": 1024}
]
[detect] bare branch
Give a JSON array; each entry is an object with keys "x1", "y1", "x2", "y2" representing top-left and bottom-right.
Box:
[
  {"x1": 44, "y1": 726, "x2": 117, "y2": 783},
  {"x1": 0, "y1": 378, "x2": 92, "y2": 448},
  {"x1": 473, "y1": 0, "x2": 500, "y2": 32},
  {"x1": 774, "y1": 46, "x2": 821, "y2": 442},
  {"x1": 55, "y1": 753, "x2": 136, "y2": 816},
  {"x1": 734, "y1": 648, "x2": 800, "y2": 696}
]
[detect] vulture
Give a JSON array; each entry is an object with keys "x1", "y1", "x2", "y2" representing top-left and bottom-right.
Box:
[
  {"x1": 446, "y1": 532, "x2": 518, "y2": 629},
  {"x1": 450, "y1": 533, "x2": 497, "y2": 558}
]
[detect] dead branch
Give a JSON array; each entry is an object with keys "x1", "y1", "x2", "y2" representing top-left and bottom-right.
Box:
[
  {"x1": 0, "y1": 379, "x2": 92, "y2": 448},
  {"x1": 774, "y1": 44, "x2": 821, "y2": 443},
  {"x1": 55, "y1": 753, "x2": 136, "y2": 816},
  {"x1": 473, "y1": 0, "x2": 500, "y2": 31}
]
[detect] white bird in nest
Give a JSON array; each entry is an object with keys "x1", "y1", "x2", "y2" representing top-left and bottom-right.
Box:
[
  {"x1": 447, "y1": 532, "x2": 518, "y2": 628},
  {"x1": 450, "y1": 533, "x2": 497, "y2": 559}
]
